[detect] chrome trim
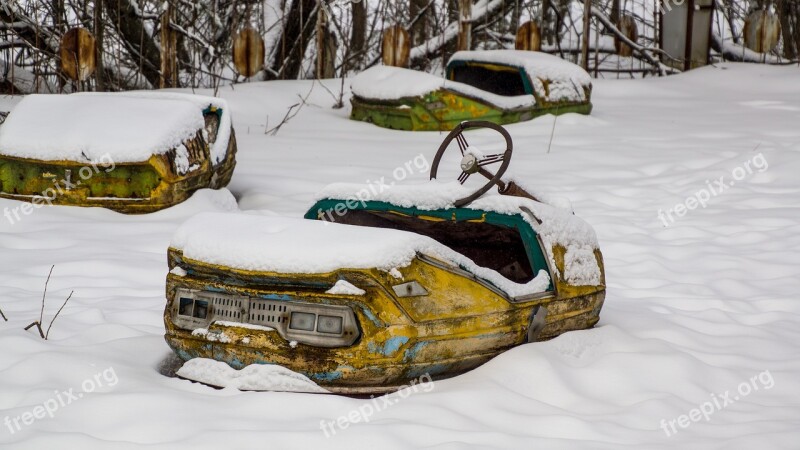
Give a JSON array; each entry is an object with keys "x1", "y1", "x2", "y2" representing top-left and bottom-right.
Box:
[
  {"x1": 392, "y1": 281, "x2": 429, "y2": 297},
  {"x1": 171, "y1": 288, "x2": 360, "y2": 347}
]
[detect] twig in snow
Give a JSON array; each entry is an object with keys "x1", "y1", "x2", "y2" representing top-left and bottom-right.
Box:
[
  {"x1": 24, "y1": 321, "x2": 45, "y2": 339},
  {"x1": 24, "y1": 265, "x2": 73, "y2": 340},
  {"x1": 45, "y1": 291, "x2": 73, "y2": 340},
  {"x1": 266, "y1": 81, "x2": 316, "y2": 136},
  {"x1": 0, "y1": 307, "x2": 7, "y2": 321},
  {"x1": 546, "y1": 108, "x2": 559, "y2": 154},
  {"x1": 39, "y1": 265, "x2": 54, "y2": 324}
]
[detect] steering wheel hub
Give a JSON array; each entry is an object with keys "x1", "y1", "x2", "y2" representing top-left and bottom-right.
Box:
[{"x1": 460, "y1": 154, "x2": 479, "y2": 174}]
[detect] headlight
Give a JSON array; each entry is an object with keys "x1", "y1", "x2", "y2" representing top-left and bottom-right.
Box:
[
  {"x1": 317, "y1": 315, "x2": 344, "y2": 334},
  {"x1": 289, "y1": 312, "x2": 316, "y2": 331}
]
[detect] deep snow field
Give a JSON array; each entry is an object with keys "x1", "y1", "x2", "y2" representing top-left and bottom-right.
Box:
[{"x1": 1, "y1": 63, "x2": 799, "y2": 449}]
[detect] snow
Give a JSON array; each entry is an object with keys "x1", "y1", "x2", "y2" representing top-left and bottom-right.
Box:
[
  {"x1": 176, "y1": 358, "x2": 328, "y2": 393},
  {"x1": 0, "y1": 94, "x2": 204, "y2": 163},
  {"x1": 170, "y1": 212, "x2": 552, "y2": 298},
  {"x1": 325, "y1": 280, "x2": 366, "y2": 296},
  {"x1": 350, "y1": 65, "x2": 444, "y2": 100},
  {"x1": 106, "y1": 90, "x2": 234, "y2": 165},
  {"x1": 214, "y1": 321, "x2": 275, "y2": 332},
  {"x1": 0, "y1": 91, "x2": 233, "y2": 165},
  {"x1": 1, "y1": 63, "x2": 800, "y2": 449},
  {"x1": 450, "y1": 50, "x2": 593, "y2": 103}
]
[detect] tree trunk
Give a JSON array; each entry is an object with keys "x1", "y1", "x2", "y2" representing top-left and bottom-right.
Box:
[
  {"x1": 104, "y1": 0, "x2": 162, "y2": 88},
  {"x1": 410, "y1": 0, "x2": 430, "y2": 46},
  {"x1": 778, "y1": 0, "x2": 798, "y2": 59},
  {"x1": 350, "y1": 0, "x2": 367, "y2": 66},
  {"x1": 581, "y1": 0, "x2": 591, "y2": 70},
  {"x1": 270, "y1": 0, "x2": 316, "y2": 79},
  {"x1": 94, "y1": 0, "x2": 106, "y2": 91},
  {"x1": 315, "y1": 6, "x2": 336, "y2": 78}
]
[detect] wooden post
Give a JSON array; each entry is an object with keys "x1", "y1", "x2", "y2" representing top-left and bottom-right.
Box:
[
  {"x1": 160, "y1": 1, "x2": 177, "y2": 88},
  {"x1": 381, "y1": 25, "x2": 410, "y2": 67},
  {"x1": 581, "y1": 0, "x2": 592, "y2": 70},
  {"x1": 515, "y1": 21, "x2": 541, "y2": 51},
  {"x1": 233, "y1": 28, "x2": 265, "y2": 78},
  {"x1": 457, "y1": 0, "x2": 472, "y2": 51},
  {"x1": 59, "y1": 28, "x2": 97, "y2": 84}
]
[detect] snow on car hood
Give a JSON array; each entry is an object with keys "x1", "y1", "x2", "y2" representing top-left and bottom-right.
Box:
[
  {"x1": 317, "y1": 180, "x2": 602, "y2": 286},
  {"x1": 170, "y1": 212, "x2": 552, "y2": 298},
  {"x1": 0, "y1": 92, "x2": 231, "y2": 164}
]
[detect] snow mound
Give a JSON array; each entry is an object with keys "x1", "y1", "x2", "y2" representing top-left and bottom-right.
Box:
[
  {"x1": 176, "y1": 358, "x2": 328, "y2": 392},
  {"x1": 325, "y1": 279, "x2": 366, "y2": 295},
  {"x1": 171, "y1": 212, "x2": 552, "y2": 297},
  {"x1": 351, "y1": 65, "x2": 445, "y2": 100}
]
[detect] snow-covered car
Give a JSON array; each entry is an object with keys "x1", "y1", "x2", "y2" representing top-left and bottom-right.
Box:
[
  {"x1": 164, "y1": 122, "x2": 605, "y2": 393},
  {"x1": 350, "y1": 50, "x2": 593, "y2": 131},
  {"x1": 0, "y1": 92, "x2": 236, "y2": 213}
]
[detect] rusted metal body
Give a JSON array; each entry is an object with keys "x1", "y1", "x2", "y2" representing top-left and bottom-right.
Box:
[{"x1": 164, "y1": 201, "x2": 605, "y2": 392}]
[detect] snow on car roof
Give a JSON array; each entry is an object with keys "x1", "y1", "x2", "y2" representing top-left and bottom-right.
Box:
[
  {"x1": 0, "y1": 92, "x2": 231, "y2": 164},
  {"x1": 317, "y1": 180, "x2": 602, "y2": 286},
  {"x1": 170, "y1": 212, "x2": 552, "y2": 298},
  {"x1": 350, "y1": 65, "x2": 537, "y2": 110},
  {"x1": 449, "y1": 50, "x2": 592, "y2": 103}
]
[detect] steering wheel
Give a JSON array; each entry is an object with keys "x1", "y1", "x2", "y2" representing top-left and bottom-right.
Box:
[{"x1": 429, "y1": 121, "x2": 513, "y2": 207}]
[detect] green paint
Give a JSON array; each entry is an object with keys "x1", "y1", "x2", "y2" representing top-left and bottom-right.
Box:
[
  {"x1": 350, "y1": 89, "x2": 592, "y2": 132},
  {"x1": 0, "y1": 157, "x2": 160, "y2": 200}
]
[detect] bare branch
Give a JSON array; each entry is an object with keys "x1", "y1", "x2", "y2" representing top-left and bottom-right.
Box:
[{"x1": 45, "y1": 291, "x2": 74, "y2": 340}]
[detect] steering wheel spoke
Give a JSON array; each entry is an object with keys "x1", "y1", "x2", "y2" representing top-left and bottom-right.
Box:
[
  {"x1": 456, "y1": 133, "x2": 469, "y2": 155},
  {"x1": 478, "y1": 153, "x2": 505, "y2": 166},
  {"x1": 429, "y1": 121, "x2": 513, "y2": 207}
]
